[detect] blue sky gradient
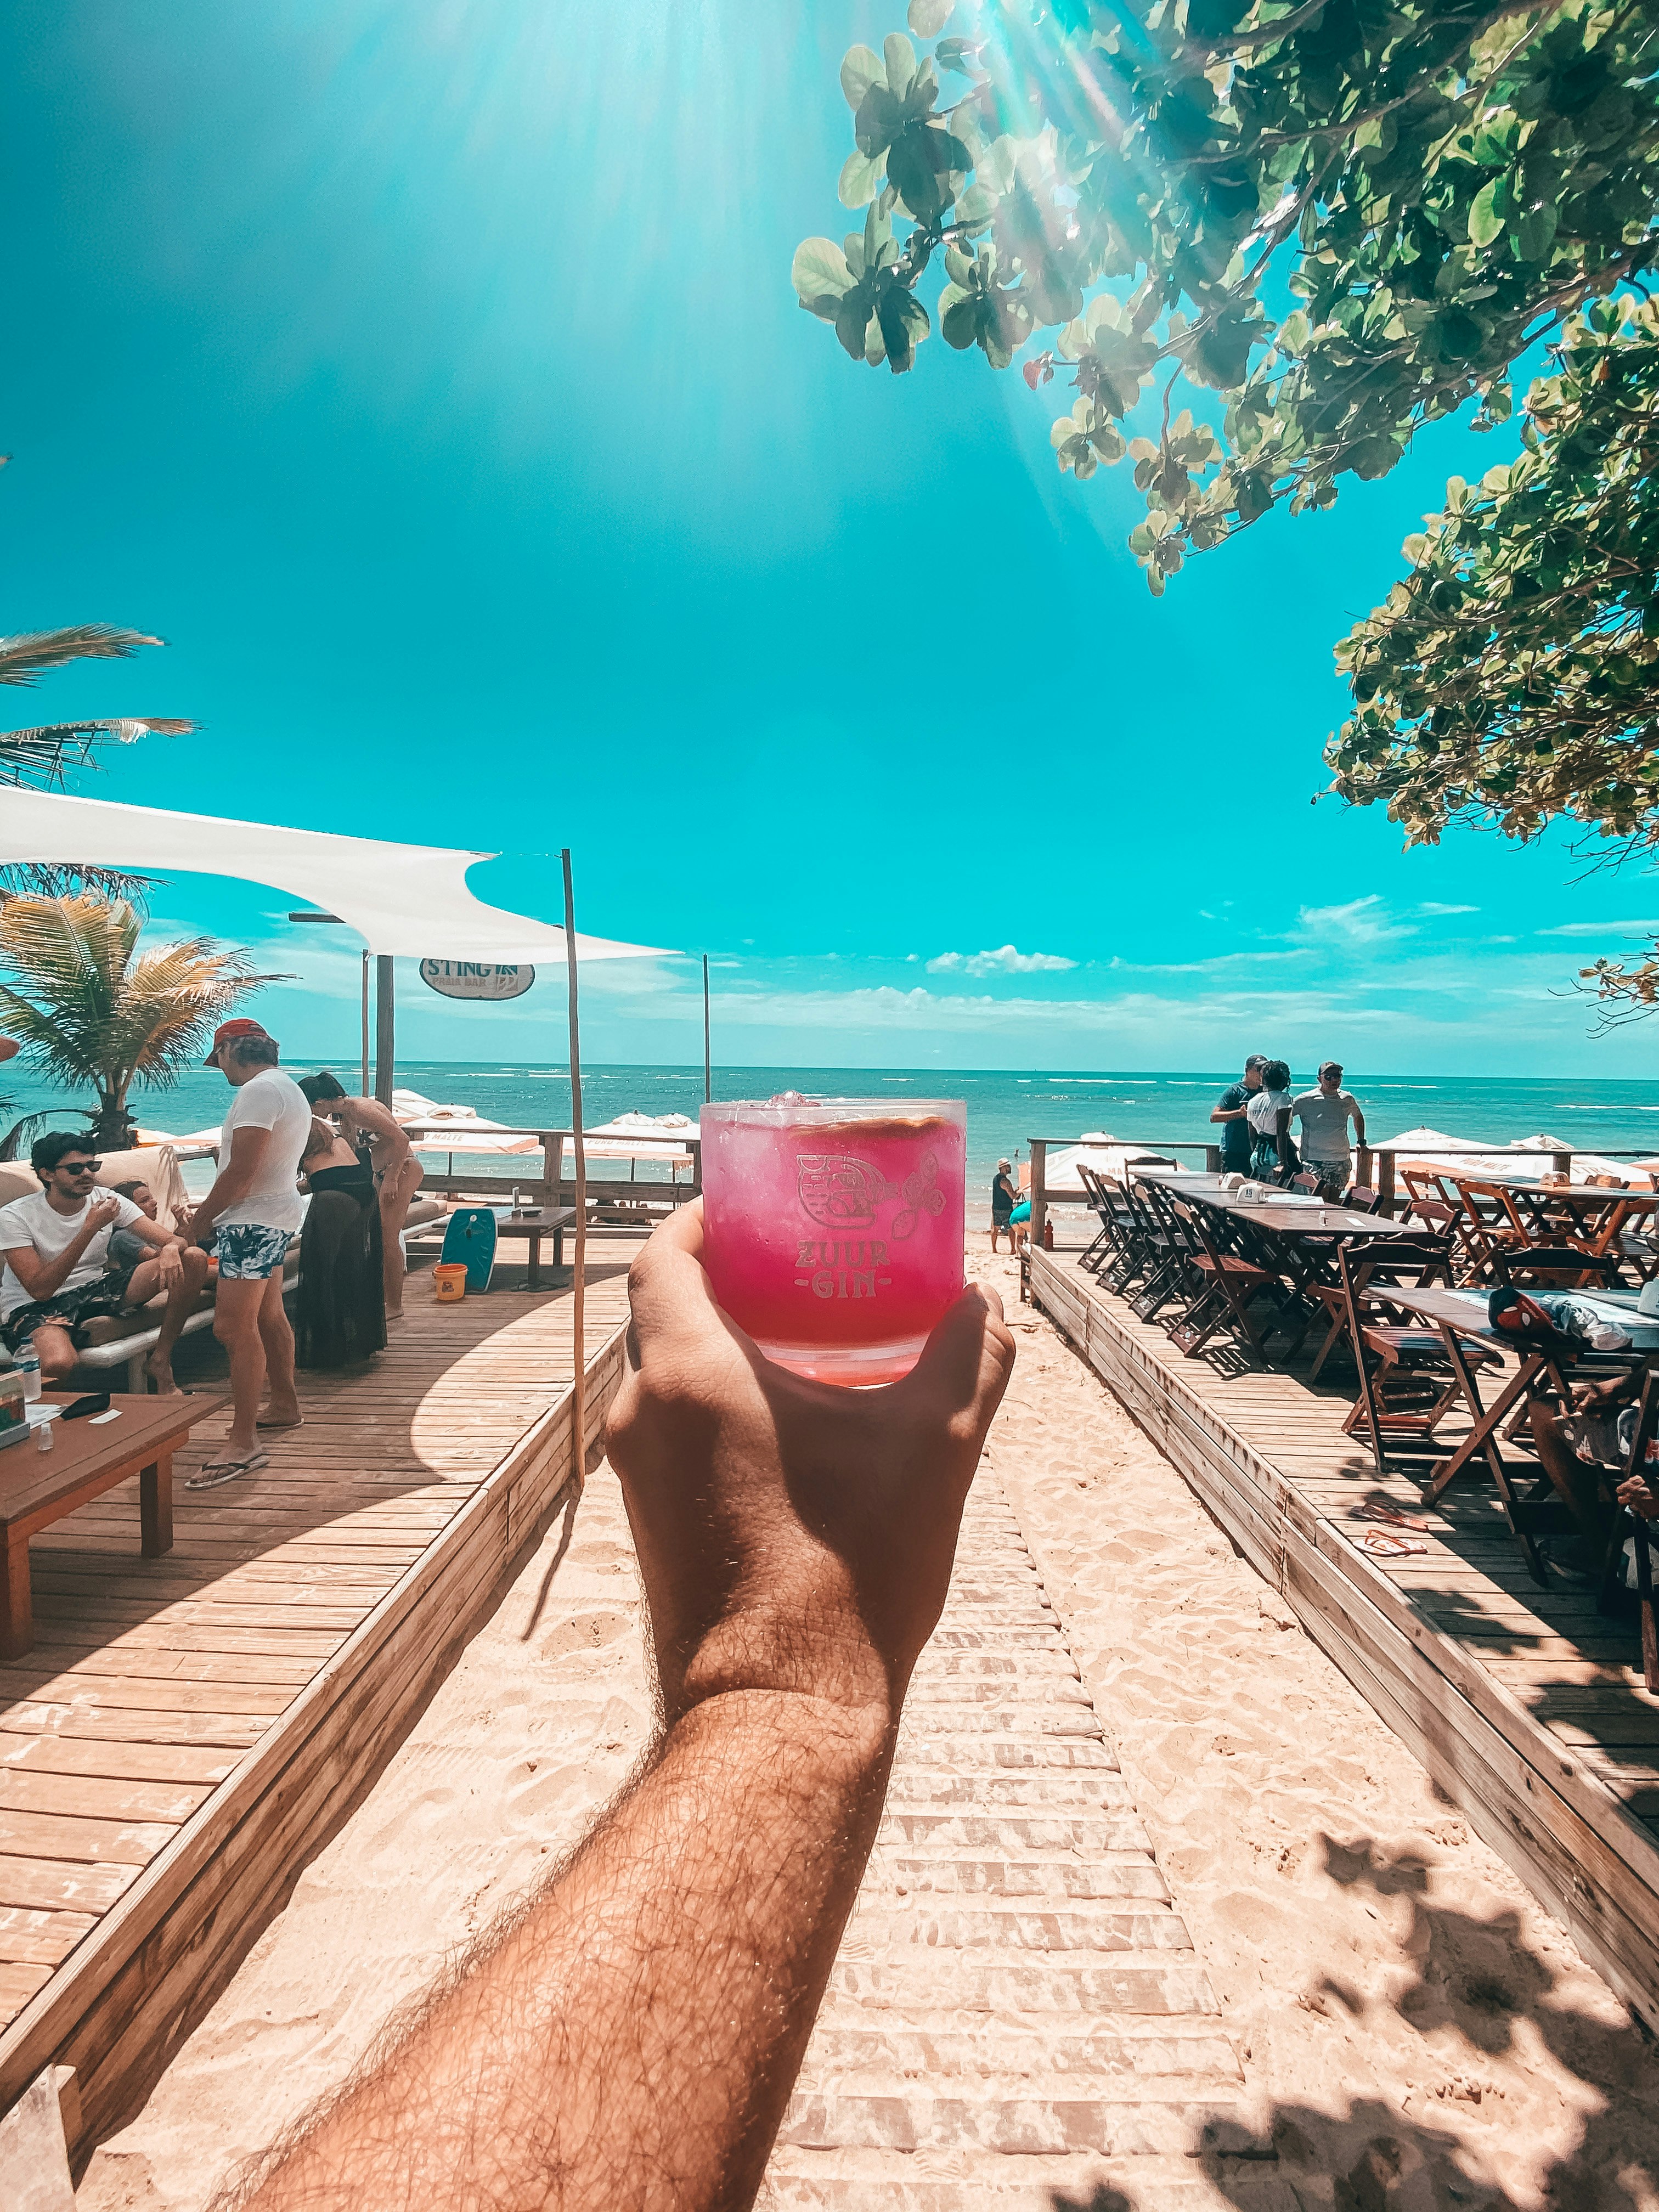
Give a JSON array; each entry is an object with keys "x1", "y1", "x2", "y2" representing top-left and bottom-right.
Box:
[{"x1": 5, "y1": 0, "x2": 1656, "y2": 1079}]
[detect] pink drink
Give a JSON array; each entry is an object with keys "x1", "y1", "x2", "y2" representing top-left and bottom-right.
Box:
[{"x1": 700, "y1": 1096, "x2": 967, "y2": 1385}]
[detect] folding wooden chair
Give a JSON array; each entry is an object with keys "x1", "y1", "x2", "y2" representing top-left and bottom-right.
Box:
[
  {"x1": 1120, "y1": 1175, "x2": 1184, "y2": 1322},
  {"x1": 1451, "y1": 1178, "x2": 1545, "y2": 1282},
  {"x1": 1160, "y1": 1195, "x2": 1276, "y2": 1362},
  {"x1": 1589, "y1": 1370, "x2": 1659, "y2": 1691},
  {"x1": 1289, "y1": 1169, "x2": 1321, "y2": 1196},
  {"x1": 1339, "y1": 1237, "x2": 1495, "y2": 1474},
  {"x1": 1074, "y1": 1163, "x2": 1116, "y2": 1277},
  {"x1": 1491, "y1": 1244, "x2": 1622, "y2": 1292}
]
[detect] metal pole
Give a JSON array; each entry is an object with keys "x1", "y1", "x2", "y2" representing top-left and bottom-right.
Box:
[
  {"x1": 562, "y1": 851, "x2": 588, "y2": 1494},
  {"x1": 360, "y1": 952, "x2": 371, "y2": 1099},
  {"x1": 703, "y1": 952, "x2": 712, "y2": 1104},
  {"x1": 374, "y1": 956, "x2": 396, "y2": 1107}
]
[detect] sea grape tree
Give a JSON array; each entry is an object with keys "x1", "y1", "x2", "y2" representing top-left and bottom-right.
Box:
[{"x1": 793, "y1": 0, "x2": 1659, "y2": 592}]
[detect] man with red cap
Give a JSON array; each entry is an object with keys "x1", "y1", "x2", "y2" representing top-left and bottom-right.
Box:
[{"x1": 189, "y1": 1019, "x2": 312, "y2": 1486}]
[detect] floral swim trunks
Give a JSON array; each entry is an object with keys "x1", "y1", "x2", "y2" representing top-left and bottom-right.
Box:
[{"x1": 215, "y1": 1224, "x2": 294, "y2": 1280}]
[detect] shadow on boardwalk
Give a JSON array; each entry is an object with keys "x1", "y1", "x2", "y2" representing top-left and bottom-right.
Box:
[{"x1": 1052, "y1": 1827, "x2": 1659, "y2": 2212}]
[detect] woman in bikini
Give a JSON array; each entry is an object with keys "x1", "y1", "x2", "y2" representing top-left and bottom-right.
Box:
[{"x1": 300, "y1": 1074, "x2": 424, "y2": 1318}]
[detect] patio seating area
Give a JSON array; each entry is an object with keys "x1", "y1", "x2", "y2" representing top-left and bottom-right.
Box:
[{"x1": 1026, "y1": 1144, "x2": 1659, "y2": 2050}]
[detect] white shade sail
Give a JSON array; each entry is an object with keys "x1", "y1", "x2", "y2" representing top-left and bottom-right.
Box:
[{"x1": 0, "y1": 789, "x2": 669, "y2": 962}]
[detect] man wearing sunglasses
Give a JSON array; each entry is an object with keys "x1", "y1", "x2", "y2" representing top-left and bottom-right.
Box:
[{"x1": 0, "y1": 1132, "x2": 211, "y2": 1390}]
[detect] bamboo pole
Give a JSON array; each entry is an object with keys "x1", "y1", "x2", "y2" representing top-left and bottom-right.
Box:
[
  {"x1": 359, "y1": 952, "x2": 371, "y2": 1099},
  {"x1": 374, "y1": 957, "x2": 396, "y2": 1107},
  {"x1": 562, "y1": 851, "x2": 588, "y2": 1493}
]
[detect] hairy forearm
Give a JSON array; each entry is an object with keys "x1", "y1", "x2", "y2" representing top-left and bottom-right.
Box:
[
  {"x1": 218, "y1": 1690, "x2": 893, "y2": 2212},
  {"x1": 14, "y1": 1225, "x2": 98, "y2": 1301}
]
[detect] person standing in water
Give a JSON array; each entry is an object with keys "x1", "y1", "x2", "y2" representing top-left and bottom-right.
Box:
[{"x1": 299, "y1": 1074, "x2": 424, "y2": 1318}]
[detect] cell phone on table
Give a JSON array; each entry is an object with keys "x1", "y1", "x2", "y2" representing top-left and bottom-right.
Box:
[{"x1": 60, "y1": 1392, "x2": 112, "y2": 1421}]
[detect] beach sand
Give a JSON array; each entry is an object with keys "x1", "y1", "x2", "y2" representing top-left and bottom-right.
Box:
[{"x1": 78, "y1": 1250, "x2": 1659, "y2": 2209}]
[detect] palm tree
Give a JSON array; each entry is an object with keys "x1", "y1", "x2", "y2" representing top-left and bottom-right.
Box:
[
  {"x1": 0, "y1": 896, "x2": 285, "y2": 1149},
  {"x1": 0, "y1": 622, "x2": 195, "y2": 903}
]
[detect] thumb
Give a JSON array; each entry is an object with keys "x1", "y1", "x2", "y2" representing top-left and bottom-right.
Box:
[{"x1": 896, "y1": 1280, "x2": 1016, "y2": 1443}]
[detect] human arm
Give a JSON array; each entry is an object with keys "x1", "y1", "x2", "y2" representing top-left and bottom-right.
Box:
[
  {"x1": 1348, "y1": 1096, "x2": 1367, "y2": 1147},
  {"x1": 191, "y1": 1126, "x2": 273, "y2": 1243},
  {"x1": 1274, "y1": 1106, "x2": 1294, "y2": 1170},
  {"x1": 1210, "y1": 1090, "x2": 1246, "y2": 1125},
  {"x1": 215, "y1": 1204, "x2": 1015, "y2": 2212},
  {"x1": 2, "y1": 1196, "x2": 123, "y2": 1304},
  {"x1": 123, "y1": 1212, "x2": 189, "y2": 1284},
  {"x1": 1618, "y1": 1474, "x2": 1659, "y2": 1518},
  {"x1": 341, "y1": 1096, "x2": 412, "y2": 1158}
]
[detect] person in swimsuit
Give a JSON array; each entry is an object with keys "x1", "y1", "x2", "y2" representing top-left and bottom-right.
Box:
[
  {"x1": 300, "y1": 1074, "x2": 424, "y2": 1318},
  {"x1": 294, "y1": 1117, "x2": 386, "y2": 1369}
]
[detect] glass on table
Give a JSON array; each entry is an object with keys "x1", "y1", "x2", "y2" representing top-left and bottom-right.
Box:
[{"x1": 699, "y1": 1094, "x2": 967, "y2": 1385}]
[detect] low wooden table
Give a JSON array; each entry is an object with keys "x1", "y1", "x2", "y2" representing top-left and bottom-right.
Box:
[
  {"x1": 0, "y1": 1391, "x2": 223, "y2": 1659},
  {"x1": 489, "y1": 1206, "x2": 578, "y2": 1289}
]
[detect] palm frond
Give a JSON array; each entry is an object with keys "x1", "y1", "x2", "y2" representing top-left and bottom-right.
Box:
[
  {"x1": 0, "y1": 896, "x2": 289, "y2": 1104},
  {"x1": 0, "y1": 627, "x2": 164, "y2": 688},
  {"x1": 0, "y1": 716, "x2": 197, "y2": 789},
  {"x1": 0, "y1": 864, "x2": 159, "y2": 905}
]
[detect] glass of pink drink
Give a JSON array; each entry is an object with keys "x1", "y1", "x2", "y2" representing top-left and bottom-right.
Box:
[{"x1": 699, "y1": 1096, "x2": 967, "y2": 1385}]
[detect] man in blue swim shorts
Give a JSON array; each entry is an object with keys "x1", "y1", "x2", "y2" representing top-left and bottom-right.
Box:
[{"x1": 189, "y1": 1020, "x2": 313, "y2": 1489}]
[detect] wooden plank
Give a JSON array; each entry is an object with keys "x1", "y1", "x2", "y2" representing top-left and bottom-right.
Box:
[
  {"x1": 0, "y1": 1909, "x2": 95, "y2": 1967},
  {"x1": 0, "y1": 1311, "x2": 629, "y2": 2149},
  {"x1": 1028, "y1": 1250, "x2": 1659, "y2": 2036}
]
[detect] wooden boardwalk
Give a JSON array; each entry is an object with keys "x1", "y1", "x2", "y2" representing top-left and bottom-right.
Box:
[
  {"x1": 0, "y1": 1234, "x2": 644, "y2": 2161},
  {"x1": 1028, "y1": 1246, "x2": 1659, "y2": 2040}
]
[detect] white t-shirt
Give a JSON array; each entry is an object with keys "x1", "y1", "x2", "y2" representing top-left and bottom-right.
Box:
[
  {"x1": 217, "y1": 1068, "x2": 313, "y2": 1232},
  {"x1": 1246, "y1": 1087, "x2": 1291, "y2": 1138},
  {"x1": 0, "y1": 1189, "x2": 144, "y2": 1317},
  {"x1": 1293, "y1": 1088, "x2": 1360, "y2": 1163}
]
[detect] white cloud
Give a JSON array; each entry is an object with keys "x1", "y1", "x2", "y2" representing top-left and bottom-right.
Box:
[
  {"x1": 1535, "y1": 919, "x2": 1659, "y2": 938},
  {"x1": 1296, "y1": 895, "x2": 1416, "y2": 945},
  {"x1": 1417, "y1": 902, "x2": 1479, "y2": 917},
  {"x1": 927, "y1": 944, "x2": 1077, "y2": 977}
]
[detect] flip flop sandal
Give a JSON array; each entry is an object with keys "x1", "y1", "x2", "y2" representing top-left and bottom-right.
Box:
[
  {"x1": 1352, "y1": 1503, "x2": 1431, "y2": 1533},
  {"x1": 185, "y1": 1451, "x2": 269, "y2": 1491},
  {"x1": 256, "y1": 1417, "x2": 303, "y2": 1431},
  {"x1": 1356, "y1": 1528, "x2": 1428, "y2": 1559}
]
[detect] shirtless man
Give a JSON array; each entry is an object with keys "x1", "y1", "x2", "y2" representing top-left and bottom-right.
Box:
[
  {"x1": 0, "y1": 1132, "x2": 211, "y2": 1393},
  {"x1": 299, "y1": 1074, "x2": 424, "y2": 1317}
]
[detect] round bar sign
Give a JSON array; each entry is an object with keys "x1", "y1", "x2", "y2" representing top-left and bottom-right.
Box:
[{"x1": 419, "y1": 960, "x2": 534, "y2": 1001}]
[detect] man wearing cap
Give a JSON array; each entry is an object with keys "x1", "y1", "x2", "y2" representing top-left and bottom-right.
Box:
[
  {"x1": 1210, "y1": 1054, "x2": 1266, "y2": 1178},
  {"x1": 1291, "y1": 1061, "x2": 1367, "y2": 1200},
  {"x1": 189, "y1": 1021, "x2": 313, "y2": 1486}
]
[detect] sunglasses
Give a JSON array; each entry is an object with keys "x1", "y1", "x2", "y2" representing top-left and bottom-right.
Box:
[{"x1": 61, "y1": 1160, "x2": 104, "y2": 1175}]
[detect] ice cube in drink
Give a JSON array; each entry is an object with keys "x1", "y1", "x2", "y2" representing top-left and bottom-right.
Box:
[{"x1": 700, "y1": 1096, "x2": 967, "y2": 1384}]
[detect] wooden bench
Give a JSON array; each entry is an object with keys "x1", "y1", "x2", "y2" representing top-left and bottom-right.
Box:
[{"x1": 0, "y1": 1391, "x2": 224, "y2": 1658}]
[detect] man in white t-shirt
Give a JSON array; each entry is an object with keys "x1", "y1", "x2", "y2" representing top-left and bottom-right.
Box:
[
  {"x1": 1291, "y1": 1061, "x2": 1367, "y2": 1199},
  {"x1": 189, "y1": 1020, "x2": 313, "y2": 1488},
  {"x1": 0, "y1": 1131, "x2": 211, "y2": 1389}
]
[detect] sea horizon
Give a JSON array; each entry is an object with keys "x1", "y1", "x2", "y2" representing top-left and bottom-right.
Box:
[{"x1": 7, "y1": 1059, "x2": 1657, "y2": 1187}]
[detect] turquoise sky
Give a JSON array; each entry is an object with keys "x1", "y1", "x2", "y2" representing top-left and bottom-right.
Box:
[{"x1": 7, "y1": 0, "x2": 1656, "y2": 1080}]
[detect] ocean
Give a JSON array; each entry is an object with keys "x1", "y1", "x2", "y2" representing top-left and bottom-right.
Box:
[{"x1": 7, "y1": 1062, "x2": 1658, "y2": 1191}]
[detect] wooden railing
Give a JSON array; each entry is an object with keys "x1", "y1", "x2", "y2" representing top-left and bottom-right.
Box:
[
  {"x1": 1026, "y1": 1135, "x2": 1658, "y2": 1240},
  {"x1": 399, "y1": 1124, "x2": 702, "y2": 1214}
]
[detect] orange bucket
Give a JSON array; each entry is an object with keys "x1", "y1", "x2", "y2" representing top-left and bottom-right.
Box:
[{"x1": 432, "y1": 1262, "x2": 468, "y2": 1304}]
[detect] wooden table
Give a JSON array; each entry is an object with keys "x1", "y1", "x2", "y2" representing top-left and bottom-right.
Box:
[
  {"x1": 0, "y1": 1391, "x2": 224, "y2": 1658},
  {"x1": 489, "y1": 1206, "x2": 578, "y2": 1289},
  {"x1": 1383, "y1": 1286, "x2": 1659, "y2": 1582}
]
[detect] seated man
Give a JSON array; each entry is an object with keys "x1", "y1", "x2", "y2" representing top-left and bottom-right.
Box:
[
  {"x1": 1528, "y1": 1368, "x2": 1654, "y2": 1568},
  {"x1": 213, "y1": 1205, "x2": 1015, "y2": 2211},
  {"x1": 0, "y1": 1133, "x2": 212, "y2": 1393}
]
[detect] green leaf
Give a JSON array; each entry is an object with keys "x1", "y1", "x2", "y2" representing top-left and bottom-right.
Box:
[
  {"x1": 883, "y1": 33, "x2": 917, "y2": 96},
  {"x1": 1468, "y1": 178, "x2": 1507, "y2": 249},
  {"x1": 838, "y1": 149, "x2": 887, "y2": 209},
  {"x1": 792, "y1": 236, "x2": 854, "y2": 312},
  {"x1": 1516, "y1": 203, "x2": 1559, "y2": 262},
  {"x1": 907, "y1": 0, "x2": 953, "y2": 34},
  {"x1": 840, "y1": 45, "x2": 884, "y2": 110}
]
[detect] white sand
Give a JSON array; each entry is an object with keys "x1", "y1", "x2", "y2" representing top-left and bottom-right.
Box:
[{"x1": 79, "y1": 1252, "x2": 1659, "y2": 2208}]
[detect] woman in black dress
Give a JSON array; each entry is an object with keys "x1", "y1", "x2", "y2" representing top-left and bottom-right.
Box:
[{"x1": 294, "y1": 1118, "x2": 387, "y2": 1369}]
